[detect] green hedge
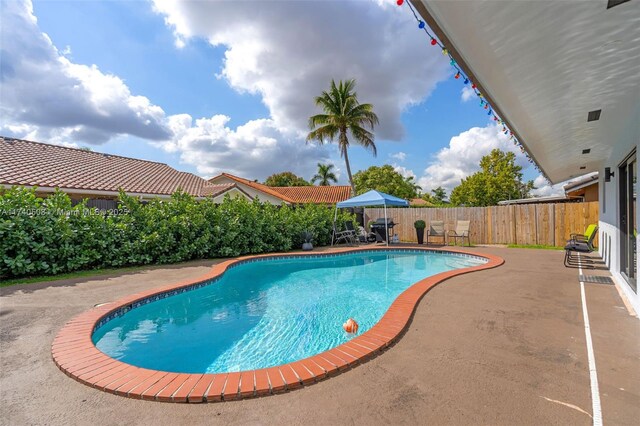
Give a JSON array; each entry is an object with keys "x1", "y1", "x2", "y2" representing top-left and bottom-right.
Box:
[{"x1": 0, "y1": 187, "x2": 355, "y2": 278}]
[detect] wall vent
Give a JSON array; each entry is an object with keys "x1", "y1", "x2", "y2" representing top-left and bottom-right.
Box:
[
  {"x1": 607, "y1": 0, "x2": 631, "y2": 9},
  {"x1": 587, "y1": 110, "x2": 601, "y2": 122}
]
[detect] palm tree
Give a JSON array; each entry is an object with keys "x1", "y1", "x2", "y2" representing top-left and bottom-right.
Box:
[
  {"x1": 307, "y1": 79, "x2": 379, "y2": 196},
  {"x1": 311, "y1": 163, "x2": 338, "y2": 186}
]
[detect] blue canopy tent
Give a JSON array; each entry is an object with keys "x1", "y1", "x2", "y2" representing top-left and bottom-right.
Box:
[{"x1": 334, "y1": 190, "x2": 409, "y2": 246}]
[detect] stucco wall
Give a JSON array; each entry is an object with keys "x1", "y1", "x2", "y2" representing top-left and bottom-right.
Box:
[
  {"x1": 598, "y1": 128, "x2": 639, "y2": 315},
  {"x1": 212, "y1": 188, "x2": 251, "y2": 203}
]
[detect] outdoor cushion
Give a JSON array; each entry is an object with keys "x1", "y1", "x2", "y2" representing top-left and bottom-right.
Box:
[{"x1": 564, "y1": 241, "x2": 593, "y2": 253}]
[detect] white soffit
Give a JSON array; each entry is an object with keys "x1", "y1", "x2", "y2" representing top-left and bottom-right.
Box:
[{"x1": 418, "y1": 0, "x2": 640, "y2": 183}]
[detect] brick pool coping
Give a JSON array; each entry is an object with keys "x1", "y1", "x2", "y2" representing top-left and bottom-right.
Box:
[{"x1": 51, "y1": 246, "x2": 504, "y2": 403}]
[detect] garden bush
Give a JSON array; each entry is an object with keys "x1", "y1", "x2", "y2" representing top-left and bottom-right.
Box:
[{"x1": 0, "y1": 187, "x2": 355, "y2": 278}]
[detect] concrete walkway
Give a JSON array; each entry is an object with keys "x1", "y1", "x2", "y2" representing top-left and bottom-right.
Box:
[{"x1": 1, "y1": 247, "x2": 638, "y2": 425}]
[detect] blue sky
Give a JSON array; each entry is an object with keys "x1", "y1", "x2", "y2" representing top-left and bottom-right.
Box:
[{"x1": 1, "y1": 0, "x2": 558, "y2": 196}]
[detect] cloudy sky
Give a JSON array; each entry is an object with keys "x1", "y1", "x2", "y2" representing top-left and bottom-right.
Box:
[{"x1": 0, "y1": 0, "x2": 565, "y2": 197}]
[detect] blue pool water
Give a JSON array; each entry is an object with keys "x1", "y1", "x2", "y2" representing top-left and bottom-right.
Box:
[{"x1": 93, "y1": 250, "x2": 485, "y2": 373}]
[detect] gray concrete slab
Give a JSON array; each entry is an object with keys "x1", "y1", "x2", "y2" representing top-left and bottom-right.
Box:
[{"x1": 0, "y1": 247, "x2": 638, "y2": 425}]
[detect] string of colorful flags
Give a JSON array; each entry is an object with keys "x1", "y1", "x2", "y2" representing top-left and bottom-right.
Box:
[{"x1": 396, "y1": 0, "x2": 550, "y2": 183}]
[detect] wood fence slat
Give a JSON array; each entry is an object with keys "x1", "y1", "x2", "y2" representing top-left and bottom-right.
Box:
[
  {"x1": 536, "y1": 204, "x2": 555, "y2": 246},
  {"x1": 363, "y1": 201, "x2": 598, "y2": 246}
]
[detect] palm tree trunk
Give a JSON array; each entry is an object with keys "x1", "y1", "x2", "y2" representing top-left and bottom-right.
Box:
[{"x1": 342, "y1": 142, "x2": 356, "y2": 197}]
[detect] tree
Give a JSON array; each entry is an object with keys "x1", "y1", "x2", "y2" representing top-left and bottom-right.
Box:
[
  {"x1": 431, "y1": 186, "x2": 447, "y2": 204},
  {"x1": 353, "y1": 165, "x2": 419, "y2": 200},
  {"x1": 420, "y1": 187, "x2": 447, "y2": 205},
  {"x1": 307, "y1": 79, "x2": 379, "y2": 196},
  {"x1": 449, "y1": 149, "x2": 535, "y2": 206},
  {"x1": 405, "y1": 176, "x2": 422, "y2": 196},
  {"x1": 264, "y1": 172, "x2": 310, "y2": 187},
  {"x1": 311, "y1": 163, "x2": 338, "y2": 186}
]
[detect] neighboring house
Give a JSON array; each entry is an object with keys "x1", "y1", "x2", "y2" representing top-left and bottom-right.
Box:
[
  {"x1": 563, "y1": 172, "x2": 599, "y2": 202},
  {"x1": 409, "y1": 198, "x2": 434, "y2": 207},
  {"x1": 207, "y1": 173, "x2": 352, "y2": 205},
  {"x1": 498, "y1": 173, "x2": 598, "y2": 205},
  {"x1": 498, "y1": 195, "x2": 582, "y2": 206},
  {"x1": 415, "y1": 0, "x2": 638, "y2": 312},
  {"x1": 0, "y1": 137, "x2": 352, "y2": 206},
  {"x1": 0, "y1": 137, "x2": 243, "y2": 202}
]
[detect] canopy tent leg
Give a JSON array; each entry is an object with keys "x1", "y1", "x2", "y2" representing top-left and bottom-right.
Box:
[
  {"x1": 332, "y1": 205, "x2": 338, "y2": 246},
  {"x1": 384, "y1": 203, "x2": 388, "y2": 246}
]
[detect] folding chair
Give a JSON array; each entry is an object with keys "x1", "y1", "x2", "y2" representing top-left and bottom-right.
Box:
[{"x1": 332, "y1": 222, "x2": 357, "y2": 246}]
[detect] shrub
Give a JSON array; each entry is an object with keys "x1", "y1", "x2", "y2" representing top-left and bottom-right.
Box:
[
  {"x1": 0, "y1": 187, "x2": 355, "y2": 278},
  {"x1": 414, "y1": 220, "x2": 426, "y2": 229}
]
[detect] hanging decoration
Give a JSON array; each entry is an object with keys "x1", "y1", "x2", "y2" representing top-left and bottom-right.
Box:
[{"x1": 397, "y1": 0, "x2": 550, "y2": 183}]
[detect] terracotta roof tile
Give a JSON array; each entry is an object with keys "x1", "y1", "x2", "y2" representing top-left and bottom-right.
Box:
[
  {"x1": 201, "y1": 183, "x2": 238, "y2": 197},
  {"x1": 1, "y1": 138, "x2": 351, "y2": 203},
  {"x1": 0, "y1": 137, "x2": 228, "y2": 198},
  {"x1": 270, "y1": 185, "x2": 352, "y2": 204},
  {"x1": 409, "y1": 198, "x2": 434, "y2": 206},
  {"x1": 216, "y1": 173, "x2": 298, "y2": 203},
  {"x1": 214, "y1": 173, "x2": 352, "y2": 204}
]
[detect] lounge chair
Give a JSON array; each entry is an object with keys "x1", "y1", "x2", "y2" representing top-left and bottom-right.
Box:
[
  {"x1": 564, "y1": 225, "x2": 598, "y2": 268},
  {"x1": 331, "y1": 222, "x2": 358, "y2": 246},
  {"x1": 345, "y1": 221, "x2": 360, "y2": 245},
  {"x1": 426, "y1": 220, "x2": 446, "y2": 245},
  {"x1": 448, "y1": 220, "x2": 471, "y2": 246}
]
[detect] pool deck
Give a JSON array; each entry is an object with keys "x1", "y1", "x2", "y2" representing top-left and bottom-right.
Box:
[{"x1": 1, "y1": 245, "x2": 638, "y2": 425}]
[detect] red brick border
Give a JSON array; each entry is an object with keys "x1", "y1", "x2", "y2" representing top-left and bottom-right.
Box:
[{"x1": 52, "y1": 247, "x2": 503, "y2": 402}]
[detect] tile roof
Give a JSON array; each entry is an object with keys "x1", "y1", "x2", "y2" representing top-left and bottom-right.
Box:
[
  {"x1": 216, "y1": 173, "x2": 298, "y2": 203},
  {"x1": 0, "y1": 137, "x2": 229, "y2": 198},
  {"x1": 409, "y1": 198, "x2": 434, "y2": 206},
  {"x1": 214, "y1": 173, "x2": 352, "y2": 204},
  {"x1": 200, "y1": 183, "x2": 239, "y2": 197},
  {"x1": 270, "y1": 185, "x2": 352, "y2": 204},
  {"x1": 1, "y1": 137, "x2": 351, "y2": 203}
]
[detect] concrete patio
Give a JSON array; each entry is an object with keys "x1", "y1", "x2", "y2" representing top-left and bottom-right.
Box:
[{"x1": 1, "y1": 246, "x2": 638, "y2": 425}]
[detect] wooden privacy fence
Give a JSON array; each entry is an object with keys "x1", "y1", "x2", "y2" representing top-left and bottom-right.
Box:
[{"x1": 364, "y1": 202, "x2": 599, "y2": 247}]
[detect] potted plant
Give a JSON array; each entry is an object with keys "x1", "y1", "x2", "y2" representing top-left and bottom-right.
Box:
[
  {"x1": 302, "y1": 230, "x2": 314, "y2": 251},
  {"x1": 414, "y1": 220, "x2": 426, "y2": 244}
]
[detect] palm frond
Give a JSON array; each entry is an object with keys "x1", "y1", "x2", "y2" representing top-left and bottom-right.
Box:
[
  {"x1": 306, "y1": 124, "x2": 338, "y2": 144},
  {"x1": 308, "y1": 114, "x2": 331, "y2": 129},
  {"x1": 349, "y1": 104, "x2": 379, "y2": 128},
  {"x1": 349, "y1": 125, "x2": 377, "y2": 156}
]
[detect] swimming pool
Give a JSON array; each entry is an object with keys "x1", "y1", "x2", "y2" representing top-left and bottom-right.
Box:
[{"x1": 92, "y1": 250, "x2": 486, "y2": 374}]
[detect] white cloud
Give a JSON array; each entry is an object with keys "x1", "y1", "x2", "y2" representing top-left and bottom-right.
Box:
[
  {"x1": 417, "y1": 123, "x2": 533, "y2": 193},
  {"x1": 2, "y1": 0, "x2": 451, "y2": 182},
  {"x1": 0, "y1": 0, "x2": 171, "y2": 145},
  {"x1": 61, "y1": 45, "x2": 72, "y2": 57},
  {"x1": 393, "y1": 165, "x2": 416, "y2": 180},
  {"x1": 161, "y1": 114, "x2": 331, "y2": 181},
  {"x1": 530, "y1": 175, "x2": 565, "y2": 197},
  {"x1": 390, "y1": 152, "x2": 407, "y2": 162},
  {"x1": 151, "y1": 0, "x2": 450, "y2": 140},
  {"x1": 461, "y1": 86, "x2": 475, "y2": 102}
]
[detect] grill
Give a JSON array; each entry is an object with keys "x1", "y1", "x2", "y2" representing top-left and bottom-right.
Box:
[{"x1": 370, "y1": 218, "x2": 397, "y2": 242}]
